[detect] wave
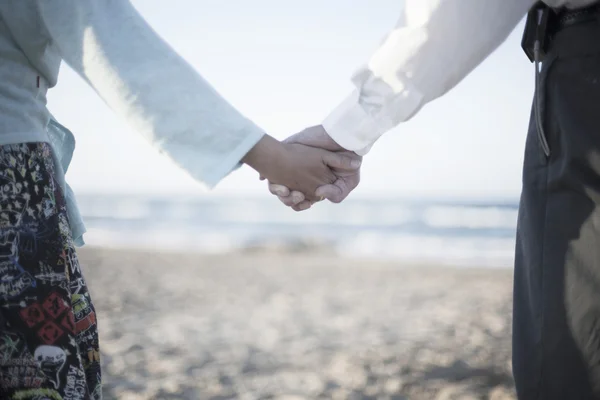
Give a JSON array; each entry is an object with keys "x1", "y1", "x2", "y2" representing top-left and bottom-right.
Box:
[{"x1": 76, "y1": 194, "x2": 519, "y2": 267}]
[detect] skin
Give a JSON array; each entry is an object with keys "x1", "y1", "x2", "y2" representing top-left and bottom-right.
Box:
[
  {"x1": 242, "y1": 133, "x2": 361, "y2": 203},
  {"x1": 263, "y1": 126, "x2": 362, "y2": 211}
]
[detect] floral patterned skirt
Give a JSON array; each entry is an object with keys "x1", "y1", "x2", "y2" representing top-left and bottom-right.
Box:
[{"x1": 0, "y1": 143, "x2": 101, "y2": 400}]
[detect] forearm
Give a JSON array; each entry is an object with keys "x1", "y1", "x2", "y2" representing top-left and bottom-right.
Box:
[
  {"x1": 242, "y1": 135, "x2": 284, "y2": 177},
  {"x1": 324, "y1": 0, "x2": 535, "y2": 154},
  {"x1": 37, "y1": 0, "x2": 265, "y2": 188}
]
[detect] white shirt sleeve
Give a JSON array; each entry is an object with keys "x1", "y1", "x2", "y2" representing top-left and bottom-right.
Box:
[
  {"x1": 323, "y1": 0, "x2": 536, "y2": 155},
  {"x1": 36, "y1": 0, "x2": 265, "y2": 188}
]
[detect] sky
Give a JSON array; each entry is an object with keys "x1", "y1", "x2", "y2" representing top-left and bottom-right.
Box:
[{"x1": 47, "y1": 0, "x2": 534, "y2": 201}]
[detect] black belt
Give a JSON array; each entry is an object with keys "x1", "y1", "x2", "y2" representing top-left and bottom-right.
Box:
[
  {"x1": 553, "y1": 3, "x2": 600, "y2": 33},
  {"x1": 522, "y1": 2, "x2": 600, "y2": 63}
]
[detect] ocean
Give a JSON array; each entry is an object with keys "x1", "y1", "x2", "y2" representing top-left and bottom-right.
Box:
[{"x1": 76, "y1": 194, "x2": 519, "y2": 268}]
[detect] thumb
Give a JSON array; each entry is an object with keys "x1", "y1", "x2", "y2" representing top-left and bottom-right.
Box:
[
  {"x1": 315, "y1": 184, "x2": 343, "y2": 203},
  {"x1": 322, "y1": 152, "x2": 362, "y2": 171}
]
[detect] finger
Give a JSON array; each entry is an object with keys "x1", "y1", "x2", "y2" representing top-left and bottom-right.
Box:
[
  {"x1": 277, "y1": 195, "x2": 299, "y2": 207},
  {"x1": 275, "y1": 191, "x2": 306, "y2": 207},
  {"x1": 325, "y1": 178, "x2": 349, "y2": 203},
  {"x1": 290, "y1": 191, "x2": 306, "y2": 205},
  {"x1": 322, "y1": 152, "x2": 362, "y2": 171},
  {"x1": 278, "y1": 191, "x2": 305, "y2": 206},
  {"x1": 268, "y1": 183, "x2": 290, "y2": 197},
  {"x1": 292, "y1": 201, "x2": 312, "y2": 212},
  {"x1": 315, "y1": 184, "x2": 344, "y2": 203}
]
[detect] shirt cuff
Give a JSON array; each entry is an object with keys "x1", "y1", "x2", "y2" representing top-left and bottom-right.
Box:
[
  {"x1": 159, "y1": 128, "x2": 265, "y2": 190},
  {"x1": 322, "y1": 91, "x2": 381, "y2": 156},
  {"x1": 200, "y1": 130, "x2": 265, "y2": 189}
]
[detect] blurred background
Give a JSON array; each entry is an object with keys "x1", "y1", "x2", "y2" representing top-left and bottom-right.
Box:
[{"x1": 49, "y1": 0, "x2": 530, "y2": 398}]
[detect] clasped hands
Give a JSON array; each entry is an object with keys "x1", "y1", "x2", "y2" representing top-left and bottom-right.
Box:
[{"x1": 242, "y1": 125, "x2": 361, "y2": 211}]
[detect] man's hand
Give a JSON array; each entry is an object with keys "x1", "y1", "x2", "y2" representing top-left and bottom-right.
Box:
[
  {"x1": 243, "y1": 134, "x2": 360, "y2": 202},
  {"x1": 264, "y1": 125, "x2": 362, "y2": 211}
]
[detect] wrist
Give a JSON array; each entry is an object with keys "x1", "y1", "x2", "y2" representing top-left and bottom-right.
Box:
[
  {"x1": 294, "y1": 125, "x2": 346, "y2": 152},
  {"x1": 320, "y1": 125, "x2": 348, "y2": 151},
  {"x1": 315, "y1": 125, "x2": 345, "y2": 152},
  {"x1": 242, "y1": 134, "x2": 285, "y2": 178}
]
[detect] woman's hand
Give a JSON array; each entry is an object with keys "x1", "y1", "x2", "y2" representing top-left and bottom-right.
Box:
[{"x1": 243, "y1": 135, "x2": 360, "y2": 202}]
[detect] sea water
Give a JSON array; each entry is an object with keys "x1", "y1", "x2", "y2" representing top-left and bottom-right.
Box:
[{"x1": 76, "y1": 194, "x2": 519, "y2": 268}]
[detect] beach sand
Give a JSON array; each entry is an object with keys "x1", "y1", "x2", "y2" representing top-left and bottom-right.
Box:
[{"x1": 78, "y1": 247, "x2": 515, "y2": 400}]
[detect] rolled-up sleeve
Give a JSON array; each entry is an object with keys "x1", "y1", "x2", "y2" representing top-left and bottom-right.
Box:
[
  {"x1": 323, "y1": 0, "x2": 535, "y2": 155},
  {"x1": 37, "y1": 0, "x2": 264, "y2": 188}
]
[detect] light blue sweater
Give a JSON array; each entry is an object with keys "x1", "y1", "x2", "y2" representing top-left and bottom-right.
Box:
[{"x1": 0, "y1": 0, "x2": 265, "y2": 245}]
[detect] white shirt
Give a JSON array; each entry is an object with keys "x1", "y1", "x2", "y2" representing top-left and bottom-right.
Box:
[{"x1": 322, "y1": 0, "x2": 597, "y2": 155}]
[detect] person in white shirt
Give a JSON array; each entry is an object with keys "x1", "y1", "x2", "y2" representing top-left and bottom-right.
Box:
[{"x1": 267, "y1": 1, "x2": 600, "y2": 399}]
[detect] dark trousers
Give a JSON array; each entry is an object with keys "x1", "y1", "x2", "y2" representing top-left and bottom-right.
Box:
[{"x1": 513, "y1": 19, "x2": 600, "y2": 400}]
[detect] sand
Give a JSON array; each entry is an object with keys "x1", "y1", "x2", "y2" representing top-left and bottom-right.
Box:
[{"x1": 77, "y1": 247, "x2": 515, "y2": 400}]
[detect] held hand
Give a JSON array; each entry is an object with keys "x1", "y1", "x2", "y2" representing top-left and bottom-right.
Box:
[
  {"x1": 265, "y1": 125, "x2": 362, "y2": 211},
  {"x1": 243, "y1": 135, "x2": 360, "y2": 202}
]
